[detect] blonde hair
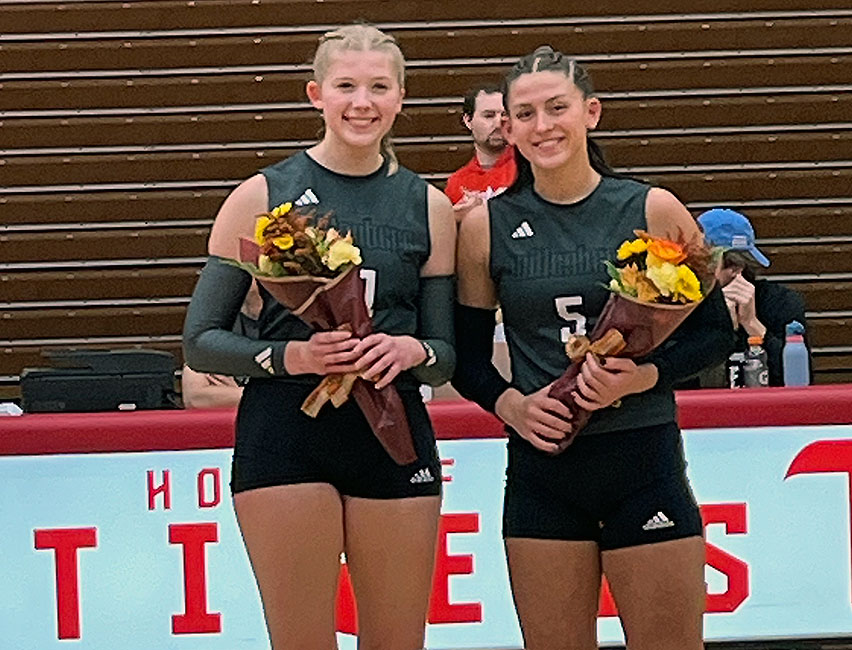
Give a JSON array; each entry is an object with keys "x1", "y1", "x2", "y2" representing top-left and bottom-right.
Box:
[{"x1": 312, "y1": 24, "x2": 404, "y2": 174}]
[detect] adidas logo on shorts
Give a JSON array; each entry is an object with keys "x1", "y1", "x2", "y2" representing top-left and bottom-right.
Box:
[
  {"x1": 409, "y1": 468, "x2": 435, "y2": 484},
  {"x1": 642, "y1": 511, "x2": 675, "y2": 531}
]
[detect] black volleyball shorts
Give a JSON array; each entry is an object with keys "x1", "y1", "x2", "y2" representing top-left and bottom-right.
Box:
[
  {"x1": 231, "y1": 378, "x2": 441, "y2": 498},
  {"x1": 503, "y1": 421, "x2": 703, "y2": 550}
]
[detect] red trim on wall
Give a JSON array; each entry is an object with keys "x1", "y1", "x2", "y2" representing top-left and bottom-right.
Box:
[
  {"x1": 675, "y1": 385, "x2": 852, "y2": 430},
  {"x1": 0, "y1": 408, "x2": 238, "y2": 456},
  {"x1": 1, "y1": 385, "x2": 850, "y2": 457}
]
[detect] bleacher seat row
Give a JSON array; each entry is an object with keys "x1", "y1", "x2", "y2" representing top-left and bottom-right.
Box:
[{"x1": 1, "y1": 1, "x2": 851, "y2": 397}]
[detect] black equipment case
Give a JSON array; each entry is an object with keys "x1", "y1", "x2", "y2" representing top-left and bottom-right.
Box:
[{"x1": 20, "y1": 350, "x2": 176, "y2": 413}]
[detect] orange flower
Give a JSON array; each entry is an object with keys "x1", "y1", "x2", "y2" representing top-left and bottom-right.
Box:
[{"x1": 647, "y1": 238, "x2": 687, "y2": 265}]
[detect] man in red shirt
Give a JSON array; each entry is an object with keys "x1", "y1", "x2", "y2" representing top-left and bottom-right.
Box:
[{"x1": 445, "y1": 83, "x2": 516, "y2": 217}]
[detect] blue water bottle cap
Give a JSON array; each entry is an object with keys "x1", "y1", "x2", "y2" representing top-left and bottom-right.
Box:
[{"x1": 785, "y1": 320, "x2": 804, "y2": 336}]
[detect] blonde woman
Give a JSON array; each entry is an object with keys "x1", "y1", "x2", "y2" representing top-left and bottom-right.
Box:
[{"x1": 184, "y1": 24, "x2": 455, "y2": 649}]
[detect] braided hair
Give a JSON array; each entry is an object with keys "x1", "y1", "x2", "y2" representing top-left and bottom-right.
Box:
[
  {"x1": 312, "y1": 24, "x2": 404, "y2": 175},
  {"x1": 502, "y1": 45, "x2": 624, "y2": 193}
]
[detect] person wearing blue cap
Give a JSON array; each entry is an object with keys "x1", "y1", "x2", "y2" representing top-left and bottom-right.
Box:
[{"x1": 697, "y1": 208, "x2": 810, "y2": 386}]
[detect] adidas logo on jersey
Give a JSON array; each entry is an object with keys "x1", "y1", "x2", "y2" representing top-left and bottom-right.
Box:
[
  {"x1": 253, "y1": 347, "x2": 275, "y2": 375},
  {"x1": 482, "y1": 185, "x2": 507, "y2": 200},
  {"x1": 294, "y1": 188, "x2": 319, "y2": 207},
  {"x1": 409, "y1": 468, "x2": 435, "y2": 484},
  {"x1": 642, "y1": 511, "x2": 675, "y2": 531},
  {"x1": 511, "y1": 220, "x2": 534, "y2": 239}
]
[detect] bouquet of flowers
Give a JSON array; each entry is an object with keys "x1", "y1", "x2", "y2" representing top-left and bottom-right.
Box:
[
  {"x1": 548, "y1": 229, "x2": 718, "y2": 443},
  {"x1": 230, "y1": 201, "x2": 417, "y2": 465}
]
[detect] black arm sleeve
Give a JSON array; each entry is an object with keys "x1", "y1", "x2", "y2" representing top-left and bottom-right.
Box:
[
  {"x1": 450, "y1": 303, "x2": 512, "y2": 413},
  {"x1": 183, "y1": 257, "x2": 289, "y2": 378},
  {"x1": 409, "y1": 275, "x2": 456, "y2": 386},
  {"x1": 642, "y1": 285, "x2": 737, "y2": 388}
]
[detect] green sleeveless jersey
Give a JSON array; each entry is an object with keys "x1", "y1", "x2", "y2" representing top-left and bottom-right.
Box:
[
  {"x1": 489, "y1": 176, "x2": 676, "y2": 435},
  {"x1": 258, "y1": 152, "x2": 430, "y2": 373}
]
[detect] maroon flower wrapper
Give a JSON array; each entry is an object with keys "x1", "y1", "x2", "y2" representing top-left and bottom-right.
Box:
[
  {"x1": 238, "y1": 237, "x2": 417, "y2": 465},
  {"x1": 547, "y1": 292, "x2": 704, "y2": 446}
]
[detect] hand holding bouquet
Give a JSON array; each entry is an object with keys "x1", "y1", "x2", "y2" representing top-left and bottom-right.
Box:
[
  {"x1": 229, "y1": 202, "x2": 417, "y2": 465},
  {"x1": 548, "y1": 229, "x2": 717, "y2": 444}
]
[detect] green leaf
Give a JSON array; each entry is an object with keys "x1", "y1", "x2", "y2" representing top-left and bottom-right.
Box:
[
  {"x1": 221, "y1": 258, "x2": 283, "y2": 277},
  {"x1": 604, "y1": 260, "x2": 622, "y2": 282}
]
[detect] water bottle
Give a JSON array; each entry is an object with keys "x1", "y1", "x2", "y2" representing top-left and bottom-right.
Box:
[
  {"x1": 783, "y1": 320, "x2": 810, "y2": 387},
  {"x1": 726, "y1": 352, "x2": 745, "y2": 388},
  {"x1": 743, "y1": 336, "x2": 769, "y2": 387}
]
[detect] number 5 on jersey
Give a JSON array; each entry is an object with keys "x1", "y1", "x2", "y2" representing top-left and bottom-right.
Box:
[{"x1": 555, "y1": 296, "x2": 587, "y2": 342}]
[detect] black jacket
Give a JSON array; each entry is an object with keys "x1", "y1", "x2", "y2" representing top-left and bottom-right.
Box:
[
  {"x1": 747, "y1": 279, "x2": 810, "y2": 386},
  {"x1": 678, "y1": 278, "x2": 810, "y2": 388}
]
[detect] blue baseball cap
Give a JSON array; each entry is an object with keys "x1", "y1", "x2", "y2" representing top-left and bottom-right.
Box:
[{"x1": 697, "y1": 208, "x2": 770, "y2": 267}]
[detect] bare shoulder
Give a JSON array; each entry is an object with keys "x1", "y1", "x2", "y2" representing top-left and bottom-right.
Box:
[
  {"x1": 645, "y1": 187, "x2": 700, "y2": 242},
  {"x1": 456, "y1": 202, "x2": 497, "y2": 307},
  {"x1": 427, "y1": 183, "x2": 452, "y2": 208},
  {"x1": 458, "y1": 202, "x2": 490, "y2": 254},
  {"x1": 426, "y1": 183, "x2": 455, "y2": 232},
  {"x1": 208, "y1": 174, "x2": 269, "y2": 258},
  {"x1": 422, "y1": 184, "x2": 456, "y2": 276}
]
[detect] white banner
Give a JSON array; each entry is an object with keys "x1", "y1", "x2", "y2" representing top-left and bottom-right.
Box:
[{"x1": 3, "y1": 425, "x2": 852, "y2": 648}]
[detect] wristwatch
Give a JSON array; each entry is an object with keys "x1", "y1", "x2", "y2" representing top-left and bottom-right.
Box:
[{"x1": 419, "y1": 340, "x2": 437, "y2": 367}]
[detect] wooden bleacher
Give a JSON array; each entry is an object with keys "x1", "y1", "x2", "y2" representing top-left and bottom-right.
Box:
[{"x1": 2, "y1": 0, "x2": 852, "y2": 400}]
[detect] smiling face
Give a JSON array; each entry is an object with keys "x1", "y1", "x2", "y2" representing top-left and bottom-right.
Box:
[
  {"x1": 504, "y1": 69, "x2": 601, "y2": 171},
  {"x1": 307, "y1": 49, "x2": 404, "y2": 151}
]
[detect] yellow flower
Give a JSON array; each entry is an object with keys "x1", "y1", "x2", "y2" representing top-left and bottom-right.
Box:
[
  {"x1": 674, "y1": 264, "x2": 703, "y2": 302},
  {"x1": 325, "y1": 239, "x2": 362, "y2": 270},
  {"x1": 645, "y1": 251, "x2": 664, "y2": 268},
  {"x1": 254, "y1": 216, "x2": 272, "y2": 245},
  {"x1": 325, "y1": 228, "x2": 340, "y2": 243},
  {"x1": 270, "y1": 202, "x2": 292, "y2": 218},
  {"x1": 646, "y1": 261, "x2": 678, "y2": 296},
  {"x1": 272, "y1": 234, "x2": 294, "y2": 251},
  {"x1": 616, "y1": 238, "x2": 648, "y2": 260}
]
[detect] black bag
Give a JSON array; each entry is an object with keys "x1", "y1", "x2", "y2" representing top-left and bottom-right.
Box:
[{"x1": 20, "y1": 349, "x2": 177, "y2": 412}]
